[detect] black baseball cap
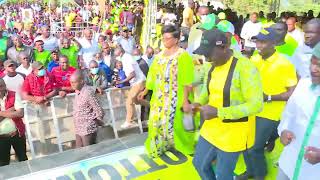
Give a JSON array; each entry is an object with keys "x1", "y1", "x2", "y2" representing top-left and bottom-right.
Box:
[{"x1": 193, "y1": 28, "x2": 228, "y2": 57}]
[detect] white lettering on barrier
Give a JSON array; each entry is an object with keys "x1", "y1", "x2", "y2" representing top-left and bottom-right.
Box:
[{"x1": 10, "y1": 146, "x2": 199, "y2": 180}]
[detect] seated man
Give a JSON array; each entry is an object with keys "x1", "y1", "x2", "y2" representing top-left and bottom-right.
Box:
[
  {"x1": 47, "y1": 49, "x2": 60, "y2": 72},
  {"x1": 84, "y1": 60, "x2": 108, "y2": 94},
  {"x1": 94, "y1": 52, "x2": 112, "y2": 83},
  {"x1": 51, "y1": 56, "x2": 76, "y2": 97},
  {"x1": 0, "y1": 79, "x2": 26, "y2": 167},
  {"x1": 21, "y1": 61, "x2": 57, "y2": 104}
]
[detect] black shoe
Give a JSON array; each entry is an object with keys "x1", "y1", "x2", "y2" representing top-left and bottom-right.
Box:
[{"x1": 235, "y1": 172, "x2": 249, "y2": 180}]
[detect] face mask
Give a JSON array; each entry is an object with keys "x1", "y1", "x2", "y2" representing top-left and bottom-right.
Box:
[
  {"x1": 90, "y1": 67, "x2": 99, "y2": 75},
  {"x1": 147, "y1": 55, "x2": 153, "y2": 59},
  {"x1": 133, "y1": 56, "x2": 141, "y2": 61},
  {"x1": 96, "y1": 59, "x2": 103, "y2": 64},
  {"x1": 37, "y1": 69, "x2": 46, "y2": 77},
  {"x1": 180, "y1": 35, "x2": 185, "y2": 42}
]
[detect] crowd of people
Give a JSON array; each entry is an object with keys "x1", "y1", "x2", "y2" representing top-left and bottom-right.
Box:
[
  {"x1": 0, "y1": 0, "x2": 319, "y2": 180},
  {"x1": 0, "y1": 0, "x2": 153, "y2": 167}
]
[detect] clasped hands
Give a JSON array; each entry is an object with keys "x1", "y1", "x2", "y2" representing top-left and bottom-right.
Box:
[{"x1": 183, "y1": 102, "x2": 218, "y2": 120}]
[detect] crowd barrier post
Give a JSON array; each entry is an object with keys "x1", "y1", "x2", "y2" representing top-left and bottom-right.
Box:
[
  {"x1": 23, "y1": 103, "x2": 36, "y2": 159},
  {"x1": 106, "y1": 90, "x2": 119, "y2": 139},
  {"x1": 50, "y1": 99, "x2": 63, "y2": 153},
  {"x1": 135, "y1": 105, "x2": 144, "y2": 134}
]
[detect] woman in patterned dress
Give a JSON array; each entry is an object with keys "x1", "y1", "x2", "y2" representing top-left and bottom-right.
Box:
[{"x1": 139, "y1": 25, "x2": 195, "y2": 158}]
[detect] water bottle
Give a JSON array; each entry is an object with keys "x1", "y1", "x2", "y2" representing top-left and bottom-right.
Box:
[{"x1": 183, "y1": 113, "x2": 195, "y2": 132}]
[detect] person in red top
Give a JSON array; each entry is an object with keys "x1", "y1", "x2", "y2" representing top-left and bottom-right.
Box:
[
  {"x1": 51, "y1": 56, "x2": 76, "y2": 97},
  {"x1": 0, "y1": 60, "x2": 5, "y2": 78},
  {"x1": 0, "y1": 78, "x2": 26, "y2": 166},
  {"x1": 21, "y1": 61, "x2": 57, "y2": 105}
]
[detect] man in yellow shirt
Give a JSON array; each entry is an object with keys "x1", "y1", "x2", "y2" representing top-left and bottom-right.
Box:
[
  {"x1": 244, "y1": 28, "x2": 298, "y2": 180},
  {"x1": 192, "y1": 29, "x2": 263, "y2": 180},
  {"x1": 181, "y1": 0, "x2": 195, "y2": 44},
  {"x1": 181, "y1": 0, "x2": 195, "y2": 28}
]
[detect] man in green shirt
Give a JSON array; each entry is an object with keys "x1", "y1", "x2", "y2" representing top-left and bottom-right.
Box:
[
  {"x1": 0, "y1": 26, "x2": 12, "y2": 61},
  {"x1": 59, "y1": 38, "x2": 81, "y2": 69},
  {"x1": 271, "y1": 22, "x2": 299, "y2": 57},
  {"x1": 33, "y1": 40, "x2": 51, "y2": 67}
]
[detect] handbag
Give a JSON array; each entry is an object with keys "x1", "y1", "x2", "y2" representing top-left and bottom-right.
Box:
[{"x1": 0, "y1": 118, "x2": 17, "y2": 135}]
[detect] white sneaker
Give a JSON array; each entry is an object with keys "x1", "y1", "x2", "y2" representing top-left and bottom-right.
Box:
[{"x1": 121, "y1": 121, "x2": 137, "y2": 129}]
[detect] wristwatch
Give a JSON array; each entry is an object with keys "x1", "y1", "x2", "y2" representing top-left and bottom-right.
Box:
[{"x1": 267, "y1": 95, "x2": 272, "y2": 102}]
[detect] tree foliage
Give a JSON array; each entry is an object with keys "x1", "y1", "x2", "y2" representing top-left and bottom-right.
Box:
[{"x1": 223, "y1": 0, "x2": 320, "y2": 15}]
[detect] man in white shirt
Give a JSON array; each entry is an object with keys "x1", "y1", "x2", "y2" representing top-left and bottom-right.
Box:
[
  {"x1": 161, "y1": 9, "x2": 177, "y2": 26},
  {"x1": 114, "y1": 47, "x2": 146, "y2": 129},
  {"x1": 34, "y1": 25, "x2": 59, "y2": 52},
  {"x1": 101, "y1": 42, "x2": 115, "y2": 70},
  {"x1": 156, "y1": 6, "x2": 163, "y2": 24},
  {"x1": 31, "y1": 3, "x2": 41, "y2": 12},
  {"x1": 277, "y1": 42, "x2": 320, "y2": 180},
  {"x1": 142, "y1": 46, "x2": 155, "y2": 67},
  {"x1": 286, "y1": 17, "x2": 305, "y2": 46},
  {"x1": 290, "y1": 18, "x2": 320, "y2": 78},
  {"x1": 2, "y1": 60, "x2": 25, "y2": 94},
  {"x1": 187, "y1": 6, "x2": 209, "y2": 54},
  {"x1": 116, "y1": 27, "x2": 136, "y2": 54},
  {"x1": 16, "y1": 52, "x2": 32, "y2": 76},
  {"x1": 78, "y1": 29, "x2": 100, "y2": 68},
  {"x1": 240, "y1": 12, "x2": 262, "y2": 57}
]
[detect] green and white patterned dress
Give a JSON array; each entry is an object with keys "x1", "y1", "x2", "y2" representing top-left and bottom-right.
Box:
[{"x1": 145, "y1": 48, "x2": 195, "y2": 158}]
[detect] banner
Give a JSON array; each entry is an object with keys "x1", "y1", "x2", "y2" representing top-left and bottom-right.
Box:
[
  {"x1": 96, "y1": 0, "x2": 106, "y2": 16},
  {"x1": 11, "y1": 146, "x2": 201, "y2": 180},
  {"x1": 21, "y1": 9, "x2": 33, "y2": 23}
]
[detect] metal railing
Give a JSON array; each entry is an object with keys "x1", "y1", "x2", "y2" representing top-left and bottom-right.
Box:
[{"x1": 23, "y1": 87, "x2": 143, "y2": 159}]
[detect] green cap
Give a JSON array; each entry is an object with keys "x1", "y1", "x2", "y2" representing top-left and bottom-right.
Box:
[
  {"x1": 198, "y1": 14, "x2": 217, "y2": 30},
  {"x1": 217, "y1": 20, "x2": 235, "y2": 35},
  {"x1": 312, "y1": 42, "x2": 320, "y2": 59}
]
